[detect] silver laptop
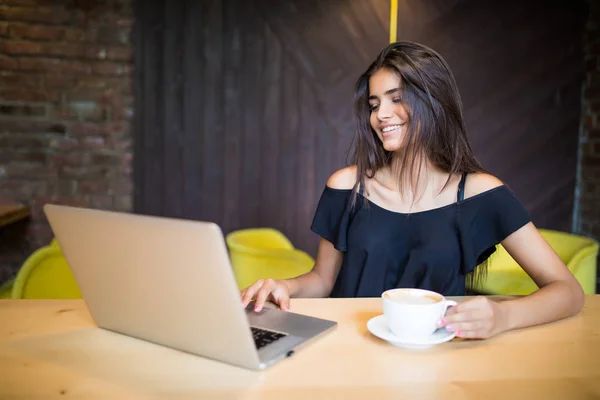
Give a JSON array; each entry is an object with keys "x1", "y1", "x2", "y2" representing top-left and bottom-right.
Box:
[{"x1": 43, "y1": 204, "x2": 337, "y2": 370}]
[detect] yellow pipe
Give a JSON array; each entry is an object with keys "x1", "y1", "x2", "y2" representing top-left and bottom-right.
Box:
[{"x1": 389, "y1": 0, "x2": 398, "y2": 43}]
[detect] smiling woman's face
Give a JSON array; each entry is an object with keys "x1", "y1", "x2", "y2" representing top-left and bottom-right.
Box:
[{"x1": 368, "y1": 68, "x2": 410, "y2": 152}]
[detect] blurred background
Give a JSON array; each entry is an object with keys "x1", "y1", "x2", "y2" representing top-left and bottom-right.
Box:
[{"x1": 0, "y1": 0, "x2": 598, "y2": 293}]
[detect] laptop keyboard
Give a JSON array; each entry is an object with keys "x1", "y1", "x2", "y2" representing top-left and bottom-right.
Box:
[{"x1": 251, "y1": 327, "x2": 286, "y2": 349}]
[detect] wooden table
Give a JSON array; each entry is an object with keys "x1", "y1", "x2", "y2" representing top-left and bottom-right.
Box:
[{"x1": 1, "y1": 296, "x2": 599, "y2": 399}]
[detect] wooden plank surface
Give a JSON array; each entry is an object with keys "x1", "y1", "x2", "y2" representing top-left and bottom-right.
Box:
[{"x1": 1, "y1": 296, "x2": 599, "y2": 399}]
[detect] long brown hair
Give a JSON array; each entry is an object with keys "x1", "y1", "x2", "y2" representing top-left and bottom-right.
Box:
[{"x1": 349, "y1": 41, "x2": 488, "y2": 292}]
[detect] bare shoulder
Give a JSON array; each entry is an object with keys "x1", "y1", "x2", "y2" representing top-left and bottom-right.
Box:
[
  {"x1": 464, "y1": 172, "x2": 504, "y2": 199},
  {"x1": 326, "y1": 165, "x2": 357, "y2": 190}
]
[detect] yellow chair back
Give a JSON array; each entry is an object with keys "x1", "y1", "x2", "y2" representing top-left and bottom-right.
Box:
[
  {"x1": 226, "y1": 228, "x2": 315, "y2": 290},
  {"x1": 478, "y1": 229, "x2": 599, "y2": 295},
  {"x1": 11, "y1": 239, "x2": 82, "y2": 299}
]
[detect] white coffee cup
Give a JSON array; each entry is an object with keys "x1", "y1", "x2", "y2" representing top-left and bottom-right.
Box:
[{"x1": 382, "y1": 288, "x2": 457, "y2": 342}]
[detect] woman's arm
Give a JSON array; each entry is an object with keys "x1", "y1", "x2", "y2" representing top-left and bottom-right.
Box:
[
  {"x1": 241, "y1": 237, "x2": 343, "y2": 312},
  {"x1": 241, "y1": 166, "x2": 355, "y2": 311},
  {"x1": 495, "y1": 222, "x2": 585, "y2": 331},
  {"x1": 285, "y1": 166, "x2": 356, "y2": 298},
  {"x1": 284, "y1": 237, "x2": 344, "y2": 298}
]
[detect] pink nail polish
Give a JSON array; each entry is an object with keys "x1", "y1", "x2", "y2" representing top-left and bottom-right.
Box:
[{"x1": 446, "y1": 325, "x2": 454, "y2": 331}]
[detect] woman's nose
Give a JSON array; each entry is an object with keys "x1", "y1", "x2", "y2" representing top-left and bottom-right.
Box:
[{"x1": 377, "y1": 102, "x2": 393, "y2": 120}]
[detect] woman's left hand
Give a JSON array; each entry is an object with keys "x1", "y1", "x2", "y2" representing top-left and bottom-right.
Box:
[{"x1": 439, "y1": 296, "x2": 509, "y2": 339}]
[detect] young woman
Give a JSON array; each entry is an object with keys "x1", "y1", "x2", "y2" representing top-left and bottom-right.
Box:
[{"x1": 241, "y1": 41, "x2": 584, "y2": 339}]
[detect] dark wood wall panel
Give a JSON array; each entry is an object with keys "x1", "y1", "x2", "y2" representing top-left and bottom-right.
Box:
[
  {"x1": 181, "y1": 0, "x2": 204, "y2": 222},
  {"x1": 393, "y1": 0, "x2": 586, "y2": 232},
  {"x1": 134, "y1": 0, "x2": 585, "y2": 257},
  {"x1": 198, "y1": 1, "x2": 224, "y2": 223},
  {"x1": 134, "y1": 0, "x2": 389, "y2": 255}
]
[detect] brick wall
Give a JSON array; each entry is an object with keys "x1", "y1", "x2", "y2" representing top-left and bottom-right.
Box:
[
  {"x1": 0, "y1": 0, "x2": 133, "y2": 284},
  {"x1": 576, "y1": 0, "x2": 600, "y2": 291}
]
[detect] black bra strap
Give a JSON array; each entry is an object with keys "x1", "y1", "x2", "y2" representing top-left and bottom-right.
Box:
[{"x1": 457, "y1": 172, "x2": 467, "y2": 202}]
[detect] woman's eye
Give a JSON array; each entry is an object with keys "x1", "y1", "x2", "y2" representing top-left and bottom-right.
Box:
[
  {"x1": 369, "y1": 104, "x2": 379, "y2": 111},
  {"x1": 392, "y1": 97, "x2": 401, "y2": 103}
]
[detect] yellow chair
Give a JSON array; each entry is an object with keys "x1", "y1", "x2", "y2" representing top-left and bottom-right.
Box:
[
  {"x1": 478, "y1": 229, "x2": 599, "y2": 295},
  {"x1": 11, "y1": 238, "x2": 82, "y2": 299},
  {"x1": 226, "y1": 228, "x2": 315, "y2": 290}
]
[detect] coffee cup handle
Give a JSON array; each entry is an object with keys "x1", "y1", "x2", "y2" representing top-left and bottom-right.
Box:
[{"x1": 443, "y1": 300, "x2": 457, "y2": 315}]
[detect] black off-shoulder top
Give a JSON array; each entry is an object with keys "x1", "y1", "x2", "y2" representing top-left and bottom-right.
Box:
[{"x1": 310, "y1": 173, "x2": 531, "y2": 297}]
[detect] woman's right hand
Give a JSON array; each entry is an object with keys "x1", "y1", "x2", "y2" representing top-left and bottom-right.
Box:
[{"x1": 240, "y1": 279, "x2": 292, "y2": 312}]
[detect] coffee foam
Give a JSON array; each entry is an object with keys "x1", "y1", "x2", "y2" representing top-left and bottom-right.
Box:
[{"x1": 384, "y1": 291, "x2": 441, "y2": 305}]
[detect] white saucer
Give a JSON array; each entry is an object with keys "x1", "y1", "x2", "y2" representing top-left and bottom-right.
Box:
[{"x1": 367, "y1": 314, "x2": 456, "y2": 350}]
